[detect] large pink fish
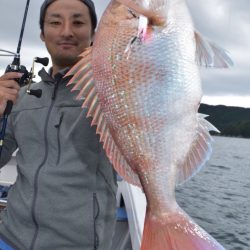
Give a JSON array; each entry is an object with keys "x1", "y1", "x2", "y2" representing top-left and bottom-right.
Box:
[{"x1": 67, "y1": 0, "x2": 232, "y2": 249}]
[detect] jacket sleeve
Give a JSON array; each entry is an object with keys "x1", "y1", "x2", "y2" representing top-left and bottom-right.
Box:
[{"x1": 0, "y1": 115, "x2": 18, "y2": 168}]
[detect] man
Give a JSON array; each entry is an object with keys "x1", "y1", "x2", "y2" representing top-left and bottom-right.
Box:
[{"x1": 0, "y1": 0, "x2": 117, "y2": 249}]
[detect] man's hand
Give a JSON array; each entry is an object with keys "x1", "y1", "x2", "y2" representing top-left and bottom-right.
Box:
[{"x1": 0, "y1": 72, "x2": 21, "y2": 116}]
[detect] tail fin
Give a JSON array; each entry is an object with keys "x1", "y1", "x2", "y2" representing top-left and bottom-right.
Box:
[{"x1": 141, "y1": 207, "x2": 225, "y2": 250}]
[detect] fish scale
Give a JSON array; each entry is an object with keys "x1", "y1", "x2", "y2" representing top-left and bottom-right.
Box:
[
  {"x1": 102, "y1": 30, "x2": 199, "y2": 173},
  {"x1": 67, "y1": 0, "x2": 232, "y2": 249}
]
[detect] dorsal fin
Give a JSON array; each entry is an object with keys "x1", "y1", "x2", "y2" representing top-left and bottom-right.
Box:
[
  {"x1": 195, "y1": 31, "x2": 233, "y2": 68},
  {"x1": 176, "y1": 113, "x2": 220, "y2": 185},
  {"x1": 66, "y1": 47, "x2": 142, "y2": 187}
]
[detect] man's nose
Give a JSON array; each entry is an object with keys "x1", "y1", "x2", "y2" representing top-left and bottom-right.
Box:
[{"x1": 61, "y1": 22, "x2": 73, "y2": 37}]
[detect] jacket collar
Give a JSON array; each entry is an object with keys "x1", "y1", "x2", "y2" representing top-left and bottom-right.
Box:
[{"x1": 38, "y1": 67, "x2": 73, "y2": 84}]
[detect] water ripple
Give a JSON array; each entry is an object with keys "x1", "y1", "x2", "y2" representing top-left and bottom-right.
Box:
[{"x1": 176, "y1": 137, "x2": 250, "y2": 250}]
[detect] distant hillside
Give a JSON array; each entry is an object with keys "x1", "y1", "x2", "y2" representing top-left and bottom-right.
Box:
[{"x1": 198, "y1": 104, "x2": 250, "y2": 138}]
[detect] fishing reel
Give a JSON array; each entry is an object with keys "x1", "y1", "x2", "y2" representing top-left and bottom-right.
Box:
[
  {"x1": 0, "y1": 48, "x2": 49, "y2": 115},
  {"x1": 1, "y1": 48, "x2": 49, "y2": 88},
  {"x1": 1, "y1": 48, "x2": 49, "y2": 89},
  {"x1": 1, "y1": 49, "x2": 29, "y2": 87}
]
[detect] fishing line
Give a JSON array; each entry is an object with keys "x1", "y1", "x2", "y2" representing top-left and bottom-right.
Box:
[{"x1": 0, "y1": 0, "x2": 48, "y2": 160}]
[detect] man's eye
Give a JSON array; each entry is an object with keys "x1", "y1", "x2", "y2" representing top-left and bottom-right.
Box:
[
  {"x1": 50, "y1": 21, "x2": 61, "y2": 25},
  {"x1": 74, "y1": 21, "x2": 85, "y2": 25}
]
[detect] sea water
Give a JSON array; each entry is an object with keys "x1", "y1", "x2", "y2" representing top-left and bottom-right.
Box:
[{"x1": 176, "y1": 136, "x2": 250, "y2": 250}]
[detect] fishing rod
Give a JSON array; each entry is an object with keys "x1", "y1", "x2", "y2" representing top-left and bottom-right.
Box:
[{"x1": 0, "y1": 0, "x2": 49, "y2": 158}]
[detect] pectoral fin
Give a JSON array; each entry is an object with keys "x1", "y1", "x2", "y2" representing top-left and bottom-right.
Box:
[{"x1": 195, "y1": 31, "x2": 233, "y2": 68}]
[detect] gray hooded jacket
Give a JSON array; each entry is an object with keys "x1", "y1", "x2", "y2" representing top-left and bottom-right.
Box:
[{"x1": 0, "y1": 68, "x2": 117, "y2": 250}]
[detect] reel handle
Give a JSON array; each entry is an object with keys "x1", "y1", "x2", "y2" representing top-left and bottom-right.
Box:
[
  {"x1": 35, "y1": 57, "x2": 49, "y2": 66},
  {"x1": 25, "y1": 57, "x2": 49, "y2": 98},
  {"x1": 26, "y1": 89, "x2": 42, "y2": 98}
]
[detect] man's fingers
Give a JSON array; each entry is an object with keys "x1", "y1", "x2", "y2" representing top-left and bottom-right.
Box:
[
  {"x1": 0, "y1": 73, "x2": 21, "y2": 115},
  {"x1": 0, "y1": 83, "x2": 20, "y2": 104},
  {"x1": 0, "y1": 87, "x2": 19, "y2": 96},
  {"x1": 0, "y1": 72, "x2": 22, "y2": 90},
  {"x1": 0, "y1": 72, "x2": 23, "y2": 81},
  {"x1": 0, "y1": 89, "x2": 19, "y2": 103},
  {"x1": 0, "y1": 92, "x2": 18, "y2": 104},
  {"x1": 0, "y1": 79, "x2": 21, "y2": 91}
]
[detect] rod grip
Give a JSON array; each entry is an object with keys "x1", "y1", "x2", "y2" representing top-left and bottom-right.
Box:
[
  {"x1": 3, "y1": 63, "x2": 29, "y2": 115},
  {"x1": 3, "y1": 101, "x2": 13, "y2": 116}
]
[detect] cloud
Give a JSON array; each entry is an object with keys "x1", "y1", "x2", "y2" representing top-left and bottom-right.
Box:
[
  {"x1": 202, "y1": 95, "x2": 250, "y2": 108},
  {"x1": 185, "y1": 0, "x2": 250, "y2": 106},
  {"x1": 0, "y1": 0, "x2": 249, "y2": 107}
]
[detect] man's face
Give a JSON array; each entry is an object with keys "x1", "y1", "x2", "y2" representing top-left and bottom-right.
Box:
[{"x1": 40, "y1": 0, "x2": 94, "y2": 69}]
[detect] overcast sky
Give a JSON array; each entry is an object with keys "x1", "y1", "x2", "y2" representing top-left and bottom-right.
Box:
[{"x1": 0, "y1": 0, "x2": 249, "y2": 108}]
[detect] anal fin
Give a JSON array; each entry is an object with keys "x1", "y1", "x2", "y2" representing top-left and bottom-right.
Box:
[{"x1": 177, "y1": 113, "x2": 219, "y2": 185}]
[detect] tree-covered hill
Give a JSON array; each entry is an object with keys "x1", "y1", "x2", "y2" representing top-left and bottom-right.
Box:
[{"x1": 198, "y1": 104, "x2": 250, "y2": 138}]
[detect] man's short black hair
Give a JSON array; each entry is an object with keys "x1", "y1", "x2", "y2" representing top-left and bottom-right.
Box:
[{"x1": 40, "y1": 0, "x2": 97, "y2": 33}]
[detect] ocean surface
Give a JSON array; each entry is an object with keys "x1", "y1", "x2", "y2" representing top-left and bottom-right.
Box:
[{"x1": 176, "y1": 136, "x2": 250, "y2": 250}]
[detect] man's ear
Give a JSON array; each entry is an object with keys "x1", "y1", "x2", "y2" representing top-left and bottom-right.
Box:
[
  {"x1": 90, "y1": 32, "x2": 95, "y2": 46},
  {"x1": 40, "y1": 32, "x2": 45, "y2": 42}
]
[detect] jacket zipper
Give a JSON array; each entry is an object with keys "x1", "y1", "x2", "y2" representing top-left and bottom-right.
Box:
[
  {"x1": 29, "y1": 81, "x2": 59, "y2": 250},
  {"x1": 93, "y1": 192, "x2": 100, "y2": 250},
  {"x1": 55, "y1": 113, "x2": 63, "y2": 165}
]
